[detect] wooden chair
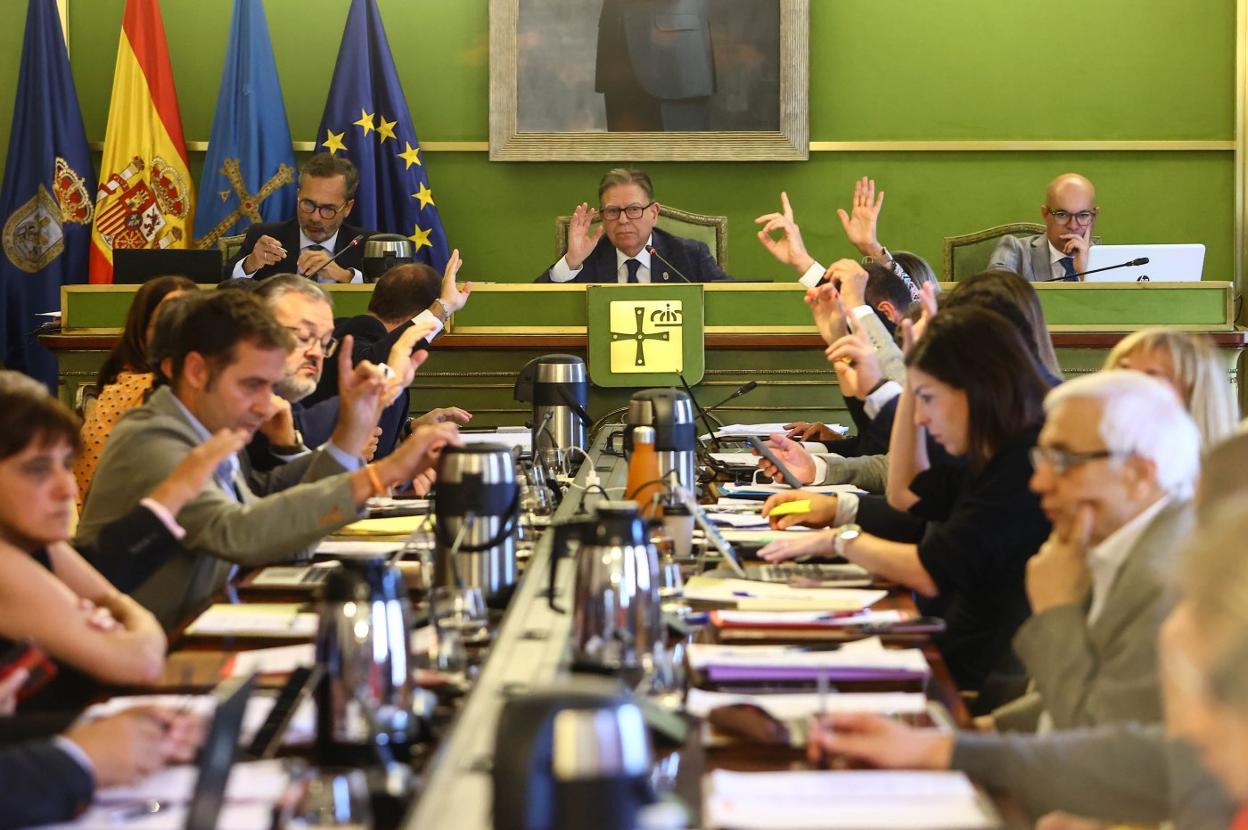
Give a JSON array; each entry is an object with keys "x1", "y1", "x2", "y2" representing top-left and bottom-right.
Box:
[
  {"x1": 555, "y1": 204, "x2": 728, "y2": 266},
  {"x1": 218, "y1": 233, "x2": 248, "y2": 264}
]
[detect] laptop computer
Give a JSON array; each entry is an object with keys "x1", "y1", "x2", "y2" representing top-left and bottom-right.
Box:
[
  {"x1": 113, "y1": 248, "x2": 224, "y2": 284},
  {"x1": 184, "y1": 673, "x2": 257, "y2": 830},
  {"x1": 1084, "y1": 244, "x2": 1205, "y2": 282}
]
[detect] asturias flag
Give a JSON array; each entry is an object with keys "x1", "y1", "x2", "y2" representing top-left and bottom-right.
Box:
[
  {"x1": 0, "y1": 0, "x2": 94, "y2": 389},
  {"x1": 315, "y1": 0, "x2": 450, "y2": 270},
  {"x1": 89, "y1": 0, "x2": 194, "y2": 284},
  {"x1": 194, "y1": 0, "x2": 296, "y2": 249}
]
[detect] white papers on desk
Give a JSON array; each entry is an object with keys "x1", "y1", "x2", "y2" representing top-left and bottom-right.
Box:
[
  {"x1": 682, "y1": 576, "x2": 886, "y2": 612},
  {"x1": 688, "y1": 637, "x2": 928, "y2": 674},
  {"x1": 721, "y1": 481, "x2": 865, "y2": 497},
  {"x1": 44, "y1": 760, "x2": 290, "y2": 830},
  {"x1": 460, "y1": 427, "x2": 531, "y2": 452},
  {"x1": 704, "y1": 769, "x2": 996, "y2": 830},
  {"x1": 223, "y1": 644, "x2": 316, "y2": 677},
  {"x1": 702, "y1": 422, "x2": 850, "y2": 440},
  {"x1": 709, "y1": 452, "x2": 760, "y2": 467},
  {"x1": 720, "y1": 528, "x2": 817, "y2": 546},
  {"x1": 314, "y1": 539, "x2": 406, "y2": 559},
  {"x1": 76, "y1": 695, "x2": 315, "y2": 748},
  {"x1": 365, "y1": 495, "x2": 431, "y2": 512},
  {"x1": 184, "y1": 603, "x2": 317, "y2": 638},
  {"x1": 706, "y1": 510, "x2": 771, "y2": 529},
  {"x1": 685, "y1": 688, "x2": 928, "y2": 720},
  {"x1": 712, "y1": 609, "x2": 905, "y2": 628}
]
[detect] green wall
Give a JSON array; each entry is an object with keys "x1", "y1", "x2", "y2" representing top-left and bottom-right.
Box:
[{"x1": 0, "y1": 0, "x2": 1235, "y2": 282}]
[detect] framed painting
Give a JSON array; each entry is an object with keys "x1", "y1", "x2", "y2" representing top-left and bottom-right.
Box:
[{"x1": 489, "y1": 0, "x2": 809, "y2": 161}]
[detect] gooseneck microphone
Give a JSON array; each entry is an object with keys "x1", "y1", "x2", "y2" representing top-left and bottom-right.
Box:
[
  {"x1": 1044, "y1": 257, "x2": 1149, "y2": 282},
  {"x1": 705, "y1": 381, "x2": 759, "y2": 413},
  {"x1": 645, "y1": 245, "x2": 693, "y2": 283},
  {"x1": 303, "y1": 234, "x2": 366, "y2": 278}
]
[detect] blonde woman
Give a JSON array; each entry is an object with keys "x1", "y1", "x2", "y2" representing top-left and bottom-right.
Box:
[{"x1": 1105, "y1": 328, "x2": 1238, "y2": 450}]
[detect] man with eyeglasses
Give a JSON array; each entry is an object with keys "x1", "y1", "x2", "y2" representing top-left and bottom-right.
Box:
[
  {"x1": 988, "y1": 172, "x2": 1099, "y2": 281},
  {"x1": 225, "y1": 153, "x2": 371, "y2": 283},
  {"x1": 537, "y1": 168, "x2": 732, "y2": 283}
]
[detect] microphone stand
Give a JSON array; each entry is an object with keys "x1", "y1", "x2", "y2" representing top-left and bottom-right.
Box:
[
  {"x1": 1044, "y1": 257, "x2": 1149, "y2": 282},
  {"x1": 646, "y1": 245, "x2": 694, "y2": 283}
]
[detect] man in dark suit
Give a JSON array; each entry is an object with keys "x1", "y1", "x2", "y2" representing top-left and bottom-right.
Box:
[
  {"x1": 225, "y1": 153, "x2": 371, "y2": 283},
  {"x1": 596, "y1": 0, "x2": 715, "y2": 131},
  {"x1": 537, "y1": 168, "x2": 732, "y2": 284}
]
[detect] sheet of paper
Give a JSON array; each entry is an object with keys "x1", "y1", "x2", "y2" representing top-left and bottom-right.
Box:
[
  {"x1": 721, "y1": 481, "x2": 866, "y2": 498},
  {"x1": 688, "y1": 638, "x2": 930, "y2": 684},
  {"x1": 337, "y1": 515, "x2": 430, "y2": 536},
  {"x1": 709, "y1": 452, "x2": 759, "y2": 467},
  {"x1": 685, "y1": 688, "x2": 928, "y2": 719},
  {"x1": 704, "y1": 769, "x2": 996, "y2": 830},
  {"x1": 184, "y1": 604, "x2": 318, "y2": 638},
  {"x1": 314, "y1": 540, "x2": 406, "y2": 559},
  {"x1": 712, "y1": 609, "x2": 905, "y2": 628},
  {"x1": 459, "y1": 428, "x2": 531, "y2": 451},
  {"x1": 365, "y1": 496, "x2": 430, "y2": 512},
  {"x1": 706, "y1": 511, "x2": 771, "y2": 529},
  {"x1": 683, "y1": 576, "x2": 887, "y2": 611},
  {"x1": 702, "y1": 422, "x2": 850, "y2": 440},
  {"x1": 223, "y1": 644, "x2": 316, "y2": 677}
]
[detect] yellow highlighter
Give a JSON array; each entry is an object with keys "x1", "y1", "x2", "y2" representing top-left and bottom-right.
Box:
[{"x1": 768, "y1": 499, "x2": 812, "y2": 518}]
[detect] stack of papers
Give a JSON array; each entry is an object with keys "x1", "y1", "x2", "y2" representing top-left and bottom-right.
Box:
[
  {"x1": 683, "y1": 576, "x2": 886, "y2": 612},
  {"x1": 184, "y1": 604, "x2": 318, "y2": 639},
  {"x1": 688, "y1": 637, "x2": 930, "y2": 683},
  {"x1": 459, "y1": 426, "x2": 531, "y2": 452},
  {"x1": 704, "y1": 769, "x2": 996, "y2": 830},
  {"x1": 314, "y1": 539, "x2": 407, "y2": 559},
  {"x1": 44, "y1": 759, "x2": 291, "y2": 830},
  {"x1": 720, "y1": 481, "x2": 865, "y2": 499},
  {"x1": 702, "y1": 422, "x2": 850, "y2": 440},
  {"x1": 222, "y1": 644, "x2": 316, "y2": 677},
  {"x1": 337, "y1": 515, "x2": 430, "y2": 537},
  {"x1": 710, "y1": 609, "x2": 906, "y2": 630},
  {"x1": 685, "y1": 688, "x2": 928, "y2": 720}
]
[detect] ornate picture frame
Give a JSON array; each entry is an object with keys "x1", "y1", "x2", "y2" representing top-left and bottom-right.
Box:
[{"x1": 489, "y1": 0, "x2": 809, "y2": 161}]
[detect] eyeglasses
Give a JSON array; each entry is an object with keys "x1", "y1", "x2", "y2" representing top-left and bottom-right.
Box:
[
  {"x1": 298, "y1": 197, "x2": 349, "y2": 220},
  {"x1": 1029, "y1": 445, "x2": 1116, "y2": 475},
  {"x1": 284, "y1": 326, "x2": 338, "y2": 357},
  {"x1": 1046, "y1": 208, "x2": 1098, "y2": 225},
  {"x1": 600, "y1": 202, "x2": 654, "y2": 221}
]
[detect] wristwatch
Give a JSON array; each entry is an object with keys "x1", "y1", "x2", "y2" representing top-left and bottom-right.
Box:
[
  {"x1": 860, "y1": 245, "x2": 894, "y2": 268},
  {"x1": 429, "y1": 298, "x2": 451, "y2": 323},
  {"x1": 833, "y1": 523, "x2": 861, "y2": 557}
]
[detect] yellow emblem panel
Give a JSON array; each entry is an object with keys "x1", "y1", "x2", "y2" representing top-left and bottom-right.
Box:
[{"x1": 608, "y1": 299, "x2": 684, "y2": 374}]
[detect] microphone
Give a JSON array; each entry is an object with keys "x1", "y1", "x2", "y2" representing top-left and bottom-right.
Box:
[
  {"x1": 1044, "y1": 257, "x2": 1149, "y2": 282},
  {"x1": 705, "y1": 381, "x2": 758, "y2": 413},
  {"x1": 645, "y1": 245, "x2": 693, "y2": 283},
  {"x1": 302, "y1": 234, "x2": 365, "y2": 278}
]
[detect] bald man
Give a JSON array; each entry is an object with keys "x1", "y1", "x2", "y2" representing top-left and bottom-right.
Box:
[{"x1": 988, "y1": 173, "x2": 1099, "y2": 281}]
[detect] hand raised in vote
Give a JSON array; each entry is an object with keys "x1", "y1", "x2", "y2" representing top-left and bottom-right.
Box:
[
  {"x1": 439, "y1": 248, "x2": 472, "y2": 314},
  {"x1": 807, "y1": 712, "x2": 953, "y2": 771},
  {"x1": 380, "y1": 422, "x2": 462, "y2": 484},
  {"x1": 836, "y1": 176, "x2": 886, "y2": 259},
  {"x1": 565, "y1": 202, "x2": 604, "y2": 270},
  {"x1": 761, "y1": 489, "x2": 839, "y2": 530},
  {"x1": 383, "y1": 319, "x2": 439, "y2": 402},
  {"x1": 332, "y1": 335, "x2": 388, "y2": 458},
  {"x1": 1025, "y1": 502, "x2": 1094, "y2": 614},
  {"x1": 754, "y1": 433, "x2": 816, "y2": 486},
  {"x1": 825, "y1": 259, "x2": 869, "y2": 309},
  {"x1": 900, "y1": 281, "x2": 938, "y2": 356},
  {"x1": 149, "y1": 428, "x2": 248, "y2": 516},
  {"x1": 827, "y1": 329, "x2": 882, "y2": 400},
  {"x1": 806, "y1": 283, "x2": 847, "y2": 345},
  {"x1": 362, "y1": 426, "x2": 383, "y2": 463},
  {"x1": 243, "y1": 234, "x2": 286, "y2": 274},
  {"x1": 754, "y1": 192, "x2": 816, "y2": 275}
]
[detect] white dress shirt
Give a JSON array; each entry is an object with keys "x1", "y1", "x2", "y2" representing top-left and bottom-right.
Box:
[
  {"x1": 547, "y1": 235, "x2": 655, "y2": 283},
  {"x1": 232, "y1": 227, "x2": 364, "y2": 284}
]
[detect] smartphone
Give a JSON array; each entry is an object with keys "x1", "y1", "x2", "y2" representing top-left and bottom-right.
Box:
[
  {"x1": 0, "y1": 641, "x2": 57, "y2": 703},
  {"x1": 745, "y1": 435, "x2": 804, "y2": 489}
]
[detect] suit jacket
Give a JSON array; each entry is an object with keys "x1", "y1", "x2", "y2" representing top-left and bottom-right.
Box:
[
  {"x1": 596, "y1": 0, "x2": 714, "y2": 100},
  {"x1": 987, "y1": 233, "x2": 1055, "y2": 282},
  {"x1": 994, "y1": 499, "x2": 1194, "y2": 732},
  {"x1": 223, "y1": 218, "x2": 370, "y2": 281},
  {"x1": 537, "y1": 226, "x2": 731, "y2": 284},
  {"x1": 76, "y1": 386, "x2": 362, "y2": 629},
  {"x1": 77, "y1": 503, "x2": 181, "y2": 595},
  {"x1": 0, "y1": 740, "x2": 94, "y2": 827},
  {"x1": 953, "y1": 724, "x2": 1235, "y2": 830}
]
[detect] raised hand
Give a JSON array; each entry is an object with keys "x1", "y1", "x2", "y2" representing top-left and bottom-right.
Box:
[
  {"x1": 378, "y1": 422, "x2": 462, "y2": 484},
  {"x1": 332, "y1": 335, "x2": 388, "y2": 458},
  {"x1": 383, "y1": 319, "x2": 439, "y2": 401},
  {"x1": 754, "y1": 192, "x2": 816, "y2": 274},
  {"x1": 148, "y1": 428, "x2": 248, "y2": 515},
  {"x1": 439, "y1": 248, "x2": 472, "y2": 313},
  {"x1": 825, "y1": 259, "x2": 869, "y2": 309},
  {"x1": 565, "y1": 202, "x2": 604, "y2": 269},
  {"x1": 827, "y1": 329, "x2": 882, "y2": 400},
  {"x1": 806, "y1": 282, "x2": 847, "y2": 345},
  {"x1": 900, "y1": 281, "x2": 939, "y2": 356},
  {"x1": 835, "y1": 176, "x2": 886, "y2": 258}
]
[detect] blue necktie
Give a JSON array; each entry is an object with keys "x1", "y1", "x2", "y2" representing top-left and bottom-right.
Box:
[
  {"x1": 625, "y1": 258, "x2": 641, "y2": 283},
  {"x1": 1059, "y1": 256, "x2": 1077, "y2": 280}
]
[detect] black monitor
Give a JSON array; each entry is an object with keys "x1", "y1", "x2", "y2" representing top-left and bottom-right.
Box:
[
  {"x1": 184, "y1": 673, "x2": 257, "y2": 830},
  {"x1": 113, "y1": 248, "x2": 224, "y2": 284}
]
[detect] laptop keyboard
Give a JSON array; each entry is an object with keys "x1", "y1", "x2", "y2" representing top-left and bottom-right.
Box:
[{"x1": 753, "y1": 563, "x2": 872, "y2": 584}]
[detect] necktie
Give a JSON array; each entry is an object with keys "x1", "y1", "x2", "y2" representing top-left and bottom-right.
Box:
[
  {"x1": 625, "y1": 258, "x2": 642, "y2": 284},
  {"x1": 306, "y1": 244, "x2": 325, "y2": 252},
  {"x1": 1058, "y1": 256, "x2": 1077, "y2": 280}
]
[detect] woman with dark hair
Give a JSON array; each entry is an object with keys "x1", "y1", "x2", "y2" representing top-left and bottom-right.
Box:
[
  {"x1": 0, "y1": 371, "x2": 242, "y2": 705},
  {"x1": 73, "y1": 276, "x2": 197, "y2": 506},
  {"x1": 759, "y1": 306, "x2": 1053, "y2": 693},
  {"x1": 944, "y1": 270, "x2": 1061, "y2": 380}
]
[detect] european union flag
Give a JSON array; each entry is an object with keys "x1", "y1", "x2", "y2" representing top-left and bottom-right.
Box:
[
  {"x1": 194, "y1": 0, "x2": 297, "y2": 248},
  {"x1": 0, "y1": 0, "x2": 94, "y2": 390},
  {"x1": 316, "y1": 0, "x2": 450, "y2": 270}
]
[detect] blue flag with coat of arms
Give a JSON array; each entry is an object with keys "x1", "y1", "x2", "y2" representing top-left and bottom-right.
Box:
[
  {"x1": 315, "y1": 0, "x2": 450, "y2": 270},
  {"x1": 0, "y1": 0, "x2": 95, "y2": 390},
  {"x1": 193, "y1": 0, "x2": 297, "y2": 248}
]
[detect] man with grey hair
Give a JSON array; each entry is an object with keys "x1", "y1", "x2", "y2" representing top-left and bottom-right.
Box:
[
  {"x1": 990, "y1": 369, "x2": 1201, "y2": 732},
  {"x1": 537, "y1": 168, "x2": 733, "y2": 283}
]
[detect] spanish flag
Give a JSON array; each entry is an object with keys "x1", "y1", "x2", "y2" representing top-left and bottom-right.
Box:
[{"x1": 88, "y1": 0, "x2": 193, "y2": 284}]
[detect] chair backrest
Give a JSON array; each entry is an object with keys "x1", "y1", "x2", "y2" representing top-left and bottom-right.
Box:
[
  {"x1": 555, "y1": 204, "x2": 728, "y2": 266},
  {"x1": 943, "y1": 223, "x2": 1045, "y2": 282},
  {"x1": 218, "y1": 233, "x2": 248, "y2": 264}
]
